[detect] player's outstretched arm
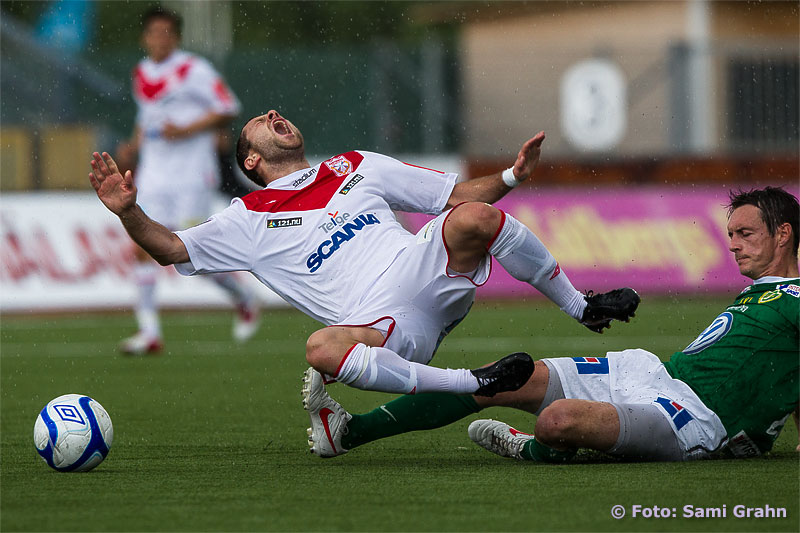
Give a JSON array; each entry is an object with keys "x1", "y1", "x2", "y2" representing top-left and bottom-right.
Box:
[
  {"x1": 446, "y1": 131, "x2": 545, "y2": 209},
  {"x1": 89, "y1": 151, "x2": 189, "y2": 266}
]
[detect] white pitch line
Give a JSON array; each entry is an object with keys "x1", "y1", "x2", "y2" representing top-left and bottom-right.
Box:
[{"x1": 0, "y1": 314, "x2": 249, "y2": 331}]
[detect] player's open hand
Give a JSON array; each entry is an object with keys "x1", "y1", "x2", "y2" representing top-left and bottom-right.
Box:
[
  {"x1": 512, "y1": 131, "x2": 546, "y2": 183},
  {"x1": 89, "y1": 152, "x2": 137, "y2": 216}
]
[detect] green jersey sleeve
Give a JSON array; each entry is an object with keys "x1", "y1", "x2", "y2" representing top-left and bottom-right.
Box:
[{"x1": 664, "y1": 279, "x2": 800, "y2": 457}]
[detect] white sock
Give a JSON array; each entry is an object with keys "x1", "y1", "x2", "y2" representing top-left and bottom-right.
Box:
[
  {"x1": 134, "y1": 262, "x2": 161, "y2": 337},
  {"x1": 488, "y1": 213, "x2": 587, "y2": 320},
  {"x1": 209, "y1": 272, "x2": 249, "y2": 305},
  {"x1": 336, "y1": 343, "x2": 479, "y2": 394}
]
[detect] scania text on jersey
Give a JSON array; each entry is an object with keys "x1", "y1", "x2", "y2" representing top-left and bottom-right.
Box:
[{"x1": 306, "y1": 213, "x2": 381, "y2": 273}]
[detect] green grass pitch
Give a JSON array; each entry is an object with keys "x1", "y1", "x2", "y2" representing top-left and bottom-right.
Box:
[{"x1": 1, "y1": 296, "x2": 798, "y2": 532}]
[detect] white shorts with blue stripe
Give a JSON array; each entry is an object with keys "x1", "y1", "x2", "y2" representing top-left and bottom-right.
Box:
[{"x1": 544, "y1": 349, "x2": 727, "y2": 459}]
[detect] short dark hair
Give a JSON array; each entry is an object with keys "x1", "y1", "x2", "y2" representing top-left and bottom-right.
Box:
[
  {"x1": 142, "y1": 6, "x2": 182, "y2": 36},
  {"x1": 727, "y1": 186, "x2": 799, "y2": 256},
  {"x1": 236, "y1": 121, "x2": 266, "y2": 187}
]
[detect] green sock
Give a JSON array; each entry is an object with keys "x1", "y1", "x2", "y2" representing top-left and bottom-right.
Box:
[
  {"x1": 520, "y1": 438, "x2": 576, "y2": 463},
  {"x1": 341, "y1": 393, "x2": 481, "y2": 450}
]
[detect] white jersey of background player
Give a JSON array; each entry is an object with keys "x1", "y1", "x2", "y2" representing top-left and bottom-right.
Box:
[
  {"x1": 116, "y1": 7, "x2": 258, "y2": 356},
  {"x1": 134, "y1": 48, "x2": 239, "y2": 215},
  {"x1": 91, "y1": 108, "x2": 638, "y2": 401}
]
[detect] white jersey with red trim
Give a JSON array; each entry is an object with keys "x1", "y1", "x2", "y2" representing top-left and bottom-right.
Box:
[
  {"x1": 174, "y1": 151, "x2": 458, "y2": 326},
  {"x1": 132, "y1": 49, "x2": 240, "y2": 195}
]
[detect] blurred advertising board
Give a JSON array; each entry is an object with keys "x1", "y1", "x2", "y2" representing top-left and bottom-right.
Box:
[
  {"x1": 2, "y1": 186, "x2": 795, "y2": 312},
  {"x1": 0, "y1": 192, "x2": 284, "y2": 312}
]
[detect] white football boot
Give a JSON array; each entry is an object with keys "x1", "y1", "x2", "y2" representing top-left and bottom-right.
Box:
[
  {"x1": 468, "y1": 419, "x2": 535, "y2": 460},
  {"x1": 301, "y1": 367, "x2": 351, "y2": 458},
  {"x1": 119, "y1": 331, "x2": 163, "y2": 356},
  {"x1": 233, "y1": 300, "x2": 261, "y2": 343}
]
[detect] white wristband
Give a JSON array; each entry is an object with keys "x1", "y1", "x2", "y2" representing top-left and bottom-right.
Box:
[{"x1": 502, "y1": 167, "x2": 522, "y2": 188}]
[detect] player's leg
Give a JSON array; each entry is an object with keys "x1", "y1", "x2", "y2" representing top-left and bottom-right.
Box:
[
  {"x1": 443, "y1": 202, "x2": 586, "y2": 318},
  {"x1": 471, "y1": 356, "x2": 608, "y2": 461},
  {"x1": 303, "y1": 369, "x2": 483, "y2": 458},
  {"x1": 339, "y1": 359, "x2": 548, "y2": 451},
  {"x1": 178, "y1": 189, "x2": 261, "y2": 342},
  {"x1": 207, "y1": 272, "x2": 261, "y2": 342},
  {"x1": 443, "y1": 202, "x2": 640, "y2": 332},
  {"x1": 533, "y1": 398, "x2": 620, "y2": 451},
  {"x1": 121, "y1": 245, "x2": 163, "y2": 355},
  {"x1": 121, "y1": 189, "x2": 170, "y2": 355},
  {"x1": 470, "y1": 351, "x2": 716, "y2": 462},
  {"x1": 305, "y1": 326, "x2": 533, "y2": 396},
  {"x1": 303, "y1": 358, "x2": 550, "y2": 457},
  {"x1": 470, "y1": 401, "x2": 686, "y2": 462},
  {"x1": 466, "y1": 401, "x2": 613, "y2": 463}
]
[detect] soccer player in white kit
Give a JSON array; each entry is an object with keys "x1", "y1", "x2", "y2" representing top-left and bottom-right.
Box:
[
  {"x1": 115, "y1": 7, "x2": 259, "y2": 355},
  {"x1": 89, "y1": 109, "x2": 639, "y2": 444}
]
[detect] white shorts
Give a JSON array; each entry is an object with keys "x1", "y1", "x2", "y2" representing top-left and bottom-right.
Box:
[
  {"x1": 337, "y1": 209, "x2": 491, "y2": 365},
  {"x1": 544, "y1": 349, "x2": 728, "y2": 459},
  {"x1": 138, "y1": 187, "x2": 214, "y2": 231},
  {"x1": 135, "y1": 150, "x2": 220, "y2": 230}
]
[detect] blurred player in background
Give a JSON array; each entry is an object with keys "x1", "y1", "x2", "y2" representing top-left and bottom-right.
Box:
[
  {"x1": 115, "y1": 6, "x2": 259, "y2": 355},
  {"x1": 305, "y1": 187, "x2": 799, "y2": 461},
  {"x1": 89, "y1": 109, "x2": 639, "y2": 418}
]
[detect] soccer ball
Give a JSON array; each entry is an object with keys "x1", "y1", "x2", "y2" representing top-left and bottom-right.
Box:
[{"x1": 33, "y1": 394, "x2": 113, "y2": 472}]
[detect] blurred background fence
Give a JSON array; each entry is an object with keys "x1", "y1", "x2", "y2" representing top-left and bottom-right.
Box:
[{"x1": 1, "y1": 0, "x2": 798, "y2": 310}]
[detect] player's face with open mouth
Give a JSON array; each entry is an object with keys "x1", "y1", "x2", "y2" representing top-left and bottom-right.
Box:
[{"x1": 249, "y1": 110, "x2": 304, "y2": 152}]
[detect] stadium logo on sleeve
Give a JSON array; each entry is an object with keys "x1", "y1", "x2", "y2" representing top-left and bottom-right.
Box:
[
  {"x1": 339, "y1": 174, "x2": 365, "y2": 195},
  {"x1": 654, "y1": 396, "x2": 694, "y2": 431},
  {"x1": 292, "y1": 168, "x2": 317, "y2": 188},
  {"x1": 267, "y1": 217, "x2": 302, "y2": 229},
  {"x1": 323, "y1": 155, "x2": 353, "y2": 177},
  {"x1": 683, "y1": 312, "x2": 732, "y2": 354},
  {"x1": 571, "y1": 357, "x2": 609, "y2": 374}
]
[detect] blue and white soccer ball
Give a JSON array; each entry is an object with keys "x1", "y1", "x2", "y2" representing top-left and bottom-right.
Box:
[{"x1": 33, "y1": 394, "x2": 113, "y2": 472}]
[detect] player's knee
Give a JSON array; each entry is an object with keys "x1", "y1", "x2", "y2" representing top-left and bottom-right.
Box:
[
  {"x1": 305, "y1": 330, "x2": 335, "y2": 370},
  {"x1": 535, "y1": 400, "x2": 579, "y2": 445},
  {"x1": 450, "y1": 202, "x2": 502, "y2": 243}
]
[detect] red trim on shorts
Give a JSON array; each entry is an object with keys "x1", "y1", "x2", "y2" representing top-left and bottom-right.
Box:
[
  {"x1": 441, "y1": 204, "x2": 492, "y2": 288},
  {"x1": 485, "y1": 209, "x2": 506, "y2": 250},
  {"x1": 324, "y1": 316, "x2": 397, "y2": 384}
]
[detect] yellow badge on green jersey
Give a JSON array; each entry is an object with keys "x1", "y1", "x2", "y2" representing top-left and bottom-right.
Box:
[{"x1": 757, "y1": 290, "x2": 782, "y2": 304}]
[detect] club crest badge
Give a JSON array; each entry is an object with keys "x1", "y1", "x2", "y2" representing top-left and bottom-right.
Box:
[{"x1": 324, "y1": 155, "x2": 352, "y2": 177}]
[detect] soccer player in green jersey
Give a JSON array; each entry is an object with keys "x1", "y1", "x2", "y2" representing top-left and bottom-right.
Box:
[{"x1": 304, "y1": 186, "x2": 798, "y2": 461}]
